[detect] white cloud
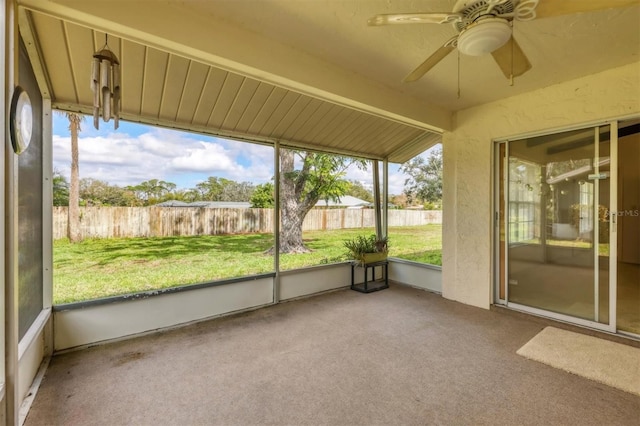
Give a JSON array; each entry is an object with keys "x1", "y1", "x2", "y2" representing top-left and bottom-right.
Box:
[
  {"x1": 170, "y1": 142, "x2": 238, "y2": 173},
  {"x1": 387, "y1": 170, "x2": 408, "y2": 195},
  {"x1": 53, "y1": 129, "x2": 277, "y2": 188},
  {"x1": 53, "y1": 125, "x2": 427, "y2": 193},
  {"x1": 344, "y1": 162, "x2": 409, "y2": 195}
]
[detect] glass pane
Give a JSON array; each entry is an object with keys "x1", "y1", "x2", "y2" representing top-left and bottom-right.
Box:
[
  {"x1": 617, "y1": 120, "x2": 640, "y2": 334},
  {"x1": 507, "y1": 126, "x2": 610, "y2": 325}
]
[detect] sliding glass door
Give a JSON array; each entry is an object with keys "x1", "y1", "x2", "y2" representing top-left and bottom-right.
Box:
[
  {"x1": 497, "y1": 124, "x2": 615, "y2": 331},
  {"x1": 616, "y1": 120, "x2": 640, "y2": 335}
]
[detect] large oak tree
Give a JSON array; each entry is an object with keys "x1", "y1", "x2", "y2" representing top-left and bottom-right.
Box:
[{"x1": 278, "y1": 148, "x2": 366, "y2": 253}]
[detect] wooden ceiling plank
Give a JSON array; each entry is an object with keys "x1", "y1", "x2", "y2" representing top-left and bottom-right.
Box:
[
  {"x1": 347, "y1": 118, "x2": 394, "y2": 152},
  {"x1": 321, "y1": 108, "x2": 367, "y2": 145},
  {"x1": 298, "y1": 103, "x2": 341, "y2": 142},
  {"x1": 380, "y1": 127, "x2": 426, "y2": 158},
  {"x1": 207, "y1": 73, "x2": 245, "y2": 128},
  {"x1": 175, "y1": 60, "x2": 210, "y2": 124},
  {"x1": 368, "y1": 123, "x2": 413, "y2": 155},
  {"x1": 120, "y1": 39, "x2": 145, "y2": 117},
  {"x1": 220, "y1": 77, "x2": 261, "y2": 131},
  {"x1": 388, "y1": 132, "x2": 441, "y2": 163},
  {"x1": 191, "y1": 67, "x2": 227, "y2": 126},
  {"x1": 258, "y1": 91, "x2": 301, "y2": 136},
  {"x1": 140, "y1": 47, "x2": 169, "y2": 118},
  {"x1": 30, "y1": 14, "x2": 75, "y2": 104},
  {"x1": 312, "y1": 107, "x2": 355, "y2": 142},
  {"x1": 329, "y1": 114, "x2": 378, "y2": 149},
  {"x1": 234, "y1": 82, "x2": 275, "y2": 133},
  {"x1": 246, "y1": 86, "x2": 288, "y2": 135},
  {"x1": 280, "y1": 97, "x2": 323, "y2": 141},
  {"x1": 61, "y1": 21, "x2": 93, "y2": 105},
  {"x1": 159, "y1": 54, "x2": 190, "y2": 121},
  {"x1": 270, "y1": 95, "x2": 312, "y2": 139}
]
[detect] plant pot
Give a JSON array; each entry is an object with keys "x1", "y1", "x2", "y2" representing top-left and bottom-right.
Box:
[{"x1": 357, "y1": 252, "x2": 387, "y2": 265}]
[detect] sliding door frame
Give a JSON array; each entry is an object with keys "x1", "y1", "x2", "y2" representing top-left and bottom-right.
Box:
[{"x1": 493, "y1": 119, "x2": 624, "y2": 334}]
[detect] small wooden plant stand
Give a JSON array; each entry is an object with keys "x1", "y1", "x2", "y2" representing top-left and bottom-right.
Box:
[{"x1": 350, "y1": 254, "x2": 388, "y2": 293}]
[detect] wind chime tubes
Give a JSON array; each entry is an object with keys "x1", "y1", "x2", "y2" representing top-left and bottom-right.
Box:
[{"x1": 91, "y1": 34, "x2": 120, "y2": 130}]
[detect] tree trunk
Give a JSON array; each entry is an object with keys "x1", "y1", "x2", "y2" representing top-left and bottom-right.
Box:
[
  {"x1": 278, "y1": 149, "x2": 314, "y2": 253},
  {"x1": 67, "y1": 114, "x2": 81, "y2": 243},
  {"x1": 279, "y1": 202, "x2": 310, "y2": 253}
]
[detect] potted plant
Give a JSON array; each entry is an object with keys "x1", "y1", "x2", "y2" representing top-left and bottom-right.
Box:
[{"x1": 344, "y1": 234, "x2": 388, "y2": 265}]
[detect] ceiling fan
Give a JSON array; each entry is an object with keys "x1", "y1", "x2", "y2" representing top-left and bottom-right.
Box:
[{"x1": 368, "y1": 0, "x2": 637, "y2": 83}]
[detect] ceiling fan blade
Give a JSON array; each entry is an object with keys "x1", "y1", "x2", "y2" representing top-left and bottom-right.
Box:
[
  {"x1": 491, "y1": 36, "x2": 531, "y2": 80},
  {"x1": 403, "y1": 37, "x2": 457, "y2": 83},
  {"x1": 535, "y1": 0, "x2": 638, "y2": 19},
  {"x1": 368, "y1": 13, "x2": 461, "y2": 26}
]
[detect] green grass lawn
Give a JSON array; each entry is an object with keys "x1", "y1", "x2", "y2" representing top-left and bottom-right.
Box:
[{"x1": 54, "y1": 225, "x2": 442, "y2": 304}]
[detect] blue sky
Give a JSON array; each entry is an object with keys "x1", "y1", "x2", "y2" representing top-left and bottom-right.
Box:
[{"x1": 52, "y1": 113, "x2": 429, "y2": 195}]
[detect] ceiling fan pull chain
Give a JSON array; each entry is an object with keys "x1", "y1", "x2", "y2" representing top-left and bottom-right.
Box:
[
  {"x1": 457, "y1": 49, "x2": 461, "y2": 99},
  {"x1": 510, "y1": 21, "x2": 515, "y2": 86}
]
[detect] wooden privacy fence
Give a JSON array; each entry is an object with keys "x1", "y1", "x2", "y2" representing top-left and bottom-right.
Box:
[{"x1": 52, "y1": 207, "x2": 442, "y2": 240}]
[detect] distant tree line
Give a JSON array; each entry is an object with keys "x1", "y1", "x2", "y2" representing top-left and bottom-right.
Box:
[
  {"x1": 53, "y1": 146, "x2": 443, "y2": 211},
  {"x1": 52, "y1": 173, "x2": 376, "y2": 208}
]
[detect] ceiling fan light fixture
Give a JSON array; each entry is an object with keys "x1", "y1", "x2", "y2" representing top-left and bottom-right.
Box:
[{"x1": 457, "y1": 18, "x2": 511, "y2": 56}]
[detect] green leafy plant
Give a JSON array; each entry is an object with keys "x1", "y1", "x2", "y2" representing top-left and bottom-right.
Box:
[{"x1": 343, "y1": 234, "x2": 388, "y2": 262}]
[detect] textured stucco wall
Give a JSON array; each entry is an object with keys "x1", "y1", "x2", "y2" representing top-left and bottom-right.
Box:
[{"x1": 443, "y1": 62, "x2": 640, "y2": 309}]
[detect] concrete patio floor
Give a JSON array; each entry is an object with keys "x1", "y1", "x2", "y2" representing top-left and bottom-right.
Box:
[{"x1": 25, "y1": 284, "x2": 640, "y2": 425}]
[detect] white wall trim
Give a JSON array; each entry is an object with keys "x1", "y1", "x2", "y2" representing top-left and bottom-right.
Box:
[
  {"x1": 280, "y1": 263, "x2": 352, "y2": 301},
  {"x1": 17, "y1": 313, "x2": 49, "y2": 415},
  {"x1": 53, "y1": 276, "x2": 274, "y2": 351},
  {"x1": 389, "y1": 259, "x2": 442, "y2": 293},
  {"x1": 17, "y1": 309, "x2": 49, "y2": 361}
]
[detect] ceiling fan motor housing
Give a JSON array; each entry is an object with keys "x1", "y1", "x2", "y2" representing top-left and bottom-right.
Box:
[{"x1": 453, "y1": 0, "x2": 516, "y2": 21}]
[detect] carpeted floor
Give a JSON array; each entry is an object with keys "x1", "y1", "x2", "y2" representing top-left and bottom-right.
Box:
[{"x1": 25, "y1": 284, "x2": 640, "y2": 425}]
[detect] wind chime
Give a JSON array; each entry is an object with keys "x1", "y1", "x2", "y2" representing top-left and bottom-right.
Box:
[{"x1": 91, "y1": 34, "x2": 120, "y2": 130}]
